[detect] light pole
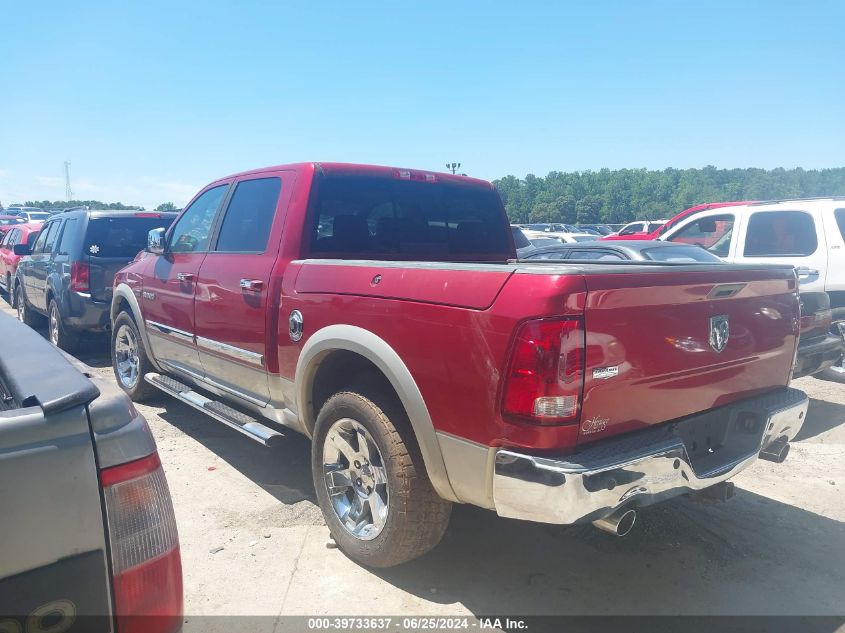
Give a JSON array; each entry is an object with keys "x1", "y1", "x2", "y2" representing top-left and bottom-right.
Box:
[{"x1": 446, "y1": 162, "x2": 461, "y2": 175}]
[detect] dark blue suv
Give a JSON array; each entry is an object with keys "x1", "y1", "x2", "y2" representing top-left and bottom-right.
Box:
[{"x1": 13, "y1": 209, "x2": 177, "y2": 351}]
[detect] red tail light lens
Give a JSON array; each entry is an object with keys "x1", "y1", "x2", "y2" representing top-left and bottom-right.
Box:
[
  {"x1": 70, "y1": 261, "x2": 90, "y2": 292},
  {"x1": 101, "y1": 453, "x2": 182, "y2": 633},
  {"x1": 502, "y1": 317, "x2": 585, "y2": 425}
]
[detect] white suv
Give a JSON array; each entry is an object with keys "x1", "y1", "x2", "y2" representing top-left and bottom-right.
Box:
[{"x1": 660, "y1": 197, "x2": 845, "y2": 381}]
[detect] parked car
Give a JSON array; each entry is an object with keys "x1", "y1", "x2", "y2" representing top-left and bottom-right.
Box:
[
  {"x1": 0, "y1": 223, "x2": 40, "y2": 295},
  {"x1": 0, "y1": 311, "x2": 182, "y2": 632},
  {"x1": 111, "y1": 162, "x2": 806, "y2": 568},
  {"x1": 5, "y1": 206, "x2": 51, "y2": 223},
  {"x1": 13, "y1": 209, "x2": 177, "y2": 351},
  {"x1": 0, "y1": 214, "x2": 27, "y2": 240},
  {"x1": 660, "y1": 198, "x2": 845, "y2": 382},
  {"x1": 510, "y1": 225, "x2": 535, "y2": 257},
  {"x1": 522, "y1": 229, "x2": 598, "y2": 243},
  {"x1": 601, "y1": 219, "x2": 667, "y2": 240},
  {"x1": 576, "y1": 224, "x2": 614, "y2": 236},
  {"x1": 519, "y1": 239, "x2": 724, "y2": 263}
]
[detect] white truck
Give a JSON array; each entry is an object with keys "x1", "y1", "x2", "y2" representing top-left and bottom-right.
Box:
[{"x1": 660, "y1": 197, "x2": 845, "y2": 381}]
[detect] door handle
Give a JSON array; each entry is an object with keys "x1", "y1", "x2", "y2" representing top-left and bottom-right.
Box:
[
  {"x1": 240, "y1": 279, "x2": 264, "y2": 292},
  {"x1": 795, "y1": 266, "x2": 819, "y2": 278},
  {"x1": 176, "y1": 272, "x2": 194, "y2": 282}
]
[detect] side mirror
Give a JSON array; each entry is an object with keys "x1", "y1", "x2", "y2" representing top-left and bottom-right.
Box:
[
  {"x1": 13, "y1": 243, "x2": 31, "y2": 256},
  {"x1": 147, "y1": 228, "x2": 166, "y2": 255}
]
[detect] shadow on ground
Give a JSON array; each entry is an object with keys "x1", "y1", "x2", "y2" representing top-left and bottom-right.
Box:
[
  {"x1": 156, "y1": 394, "x2": 845, "y2": 618},
  {"x1": 794, "y1": 397, "x2": 845, "y2": 441}
]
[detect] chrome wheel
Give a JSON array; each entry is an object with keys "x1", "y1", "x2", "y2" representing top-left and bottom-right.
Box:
[
  {"x1": 322, "y1": 418, "x2": 389, "y2": 540},
  {"x1": 15, "y1": 287, "x2": 25, "y2": 322},
  {"x1": 49, "y1": 304, "x2": 60, "y2": 345},
  {"x1": 114, "y1": 324, "x2": 140, "y2": 389}
]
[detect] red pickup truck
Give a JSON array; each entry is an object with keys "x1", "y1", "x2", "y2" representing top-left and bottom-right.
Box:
[{"x1": 111, "y1": 163, "x2": 807, "y2": 568}]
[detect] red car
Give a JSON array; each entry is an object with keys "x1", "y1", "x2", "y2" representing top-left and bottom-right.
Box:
[
  {"x1": 0, "y1": 223, "x2": 40, "y2": 296},
  {"x1": 601, "y1": 201, "x2": 757, "y2": 241},
  {"x1": 111, "y1": 163, "x2": 805, "y2": 567}
]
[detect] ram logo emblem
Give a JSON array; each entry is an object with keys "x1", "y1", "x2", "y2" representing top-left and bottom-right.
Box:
[{"x1": 709, "y1": 315, "x2": 730, "y2": 353}]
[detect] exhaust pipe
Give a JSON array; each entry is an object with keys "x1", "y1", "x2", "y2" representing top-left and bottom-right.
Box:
[
  {"x1": 759, "y1": 439, "x2": 790, "y2": 463},
  {"x1": 593, "y1": 508, "x2": 637, "y2": 537}
]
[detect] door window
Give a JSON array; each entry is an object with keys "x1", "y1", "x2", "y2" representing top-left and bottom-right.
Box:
[
  {"x1": 56, "y1": 218, "x2": 78, "y2": 255},
  {"x1": 743, "y1": 210, "x2": 817, "y2": 257},
  {"x1": 214, "y1": 177, "x2": 281, "y2": 253},
  {"x1": 31, "y1": 222, "x2": 57, "y2": 254},
  {"x1": 667, "y1": 214, "x2": 735, "y2": 257},
  {"x1": 835, "y1": 209, "x2": 845, "y2": 242},
  {"x1": 4, "y1": 229, "x2": 19, "y2": 247},
  {"x1": 169, "y1": 185, "x2": 229, "y2": 253}
]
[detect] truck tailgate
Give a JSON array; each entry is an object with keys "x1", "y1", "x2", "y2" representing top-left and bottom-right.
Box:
[{"x1": 577, "y1": 265, "x2": 799, "y2": 444}]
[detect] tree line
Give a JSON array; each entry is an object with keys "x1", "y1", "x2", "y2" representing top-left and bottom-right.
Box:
[
  {"x1": 1, "y1": 200, "x2": 180, "y2": 212},
  {"x1": 494, "y1": 166, "x2": 845, "y2": 225}
]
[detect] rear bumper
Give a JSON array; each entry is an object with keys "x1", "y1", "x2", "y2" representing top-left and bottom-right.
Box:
[
  {"x1": 793, "y1": 333, "x2": 843, "y2": 379},
  {"x1": 492, "y1": 387, "x2": 808, "y2": 525},
  {"x1": 64, "y1": 292, "x2": 110, "y2": 332}
]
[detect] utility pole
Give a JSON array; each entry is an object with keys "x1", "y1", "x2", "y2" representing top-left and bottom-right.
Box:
[
  {"x1": 64, "y1": 161, "x2": 73, "y2": 201},
  {"x1": 446, "y1": 162, "x2": 461, "y2": 175}
]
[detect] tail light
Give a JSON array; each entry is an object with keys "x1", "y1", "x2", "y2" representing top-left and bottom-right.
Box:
[
  {"x1": 502, "y1": 317, "x2": 585, "y2": 425},
  {"x1": 101, "y1": 452, "x2": 183, "y2": 633},
  {"x1": 394, "y1": 169, "x2": 437, "y2": 182},
  {"x1": 70, "y1": 261, "x2": 90, "y2": 292}
]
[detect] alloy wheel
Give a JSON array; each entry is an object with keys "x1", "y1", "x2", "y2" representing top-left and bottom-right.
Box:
[
  {"x1": 114, "y1": 324, "x2": 141, "y2": 389},
  {"x1": 322, "y1": 418, "x2": 389, "y2": 540},
  {"x1": 49, "y1": 304, "x2": 60, "y2": 345}
]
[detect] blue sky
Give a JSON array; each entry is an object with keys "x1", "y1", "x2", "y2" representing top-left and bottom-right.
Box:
[{"x1": 1, "y1": 0, "x2": 843, "y2": 209}]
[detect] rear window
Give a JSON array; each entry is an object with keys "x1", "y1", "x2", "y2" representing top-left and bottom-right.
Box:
[
  {"x1": 571, "y1": 235, "x2": 598, "y2": 242},
  {"x1": 85, "y1": 216, "x2": 174, "y2": 258},
  {"x1": 309, "y1": 175, "x2": 511, "y2": 260},
  {"x1": 642, "y1": 245, "x2": 722, "y2": 262},
  {"x1": 743, "y1": 210, "x2": 818, "y2": 257},
  {"x1": 28, "y1": 212, "x2": 50, "y2": 221}
]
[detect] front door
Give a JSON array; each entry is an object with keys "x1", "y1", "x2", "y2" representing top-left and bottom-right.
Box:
[
  {"x1": 25, "y1": 219, "x2": 61, "y2": 311},
  {"x1": 143, "y1": 183, "x2": 230, "y2": 379},
  {"x1": 194, "y1": 172, "x2": 291, "y2": 405}
]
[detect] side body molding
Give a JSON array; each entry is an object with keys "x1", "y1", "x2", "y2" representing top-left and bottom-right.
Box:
[
  {"x1": 111, "y1": 283, "x2": 163, "y2": 373},
  {"x1": 295, "y1": 324, "x2": 459, "y2": 503}
]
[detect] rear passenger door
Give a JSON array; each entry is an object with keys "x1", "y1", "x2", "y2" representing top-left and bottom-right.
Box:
[
  {"x1": 193, "y1": 172, "x2": 291, "y2": 405},
  {"x1": 734, "y1": 208, "x2": 826, "y2": 292}
]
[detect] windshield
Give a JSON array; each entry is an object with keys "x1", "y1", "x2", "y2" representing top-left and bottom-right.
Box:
[
  {"x1": 28, "y1": 212, "x2": 50, "y2": 221},
  {"x1": 642, "y1": 245, "x2": 721, "y2": 263},
  {"x1": 571, "y1": 235, "x2": 598, "y2": 242},
  {"x1": 85, "y1": 216, "x2": 174, "y2": 258},
  {"x1": 511, "y1": 227, "x2": 531, "y2": 249}
]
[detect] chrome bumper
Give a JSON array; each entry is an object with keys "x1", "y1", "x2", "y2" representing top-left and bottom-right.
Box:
[{"x1": 493, "y1": 388, "x2": 808, "y2": 525}]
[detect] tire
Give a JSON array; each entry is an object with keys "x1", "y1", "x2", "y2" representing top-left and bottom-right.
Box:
[
  {"x1": 48, "y1": 299, "x2": 79, "y2": 353},
  {"x1": 3, "y1": 273, "x2": 10, "y2": 297},
  {"x1": 312, "y1": 388, "x2": 451, "y2": 568},
  {"x1": 15, "y1": 283, "x2": 44, "y2": 328},
  {"x1": 816, "y1": 358, "x2": 845, "y2": 384},
  {"x1": 111, "y1": 311, "x2": 158, "y2": 401}
]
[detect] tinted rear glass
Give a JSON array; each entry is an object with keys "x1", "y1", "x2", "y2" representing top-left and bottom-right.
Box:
[
  {"x1": 310, "y1": 175, "x2": 511, "y2": 259},
  {"x1": 85, "y1": 216, "x2": 174, "y2": 258},
  {"x1": 642, "y1": 245, "x2": 722, "y2": 262},
  {"x1": 743, "y1": 210, "x2": 817, "y2": 257},
  {"x1": 511, "y1": 227, "x2": 531, "y2": 249}
]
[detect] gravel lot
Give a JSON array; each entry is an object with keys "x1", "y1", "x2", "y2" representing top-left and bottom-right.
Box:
[{"x1": 2, "y1": 296, "x2": 843, "y2": 623}]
